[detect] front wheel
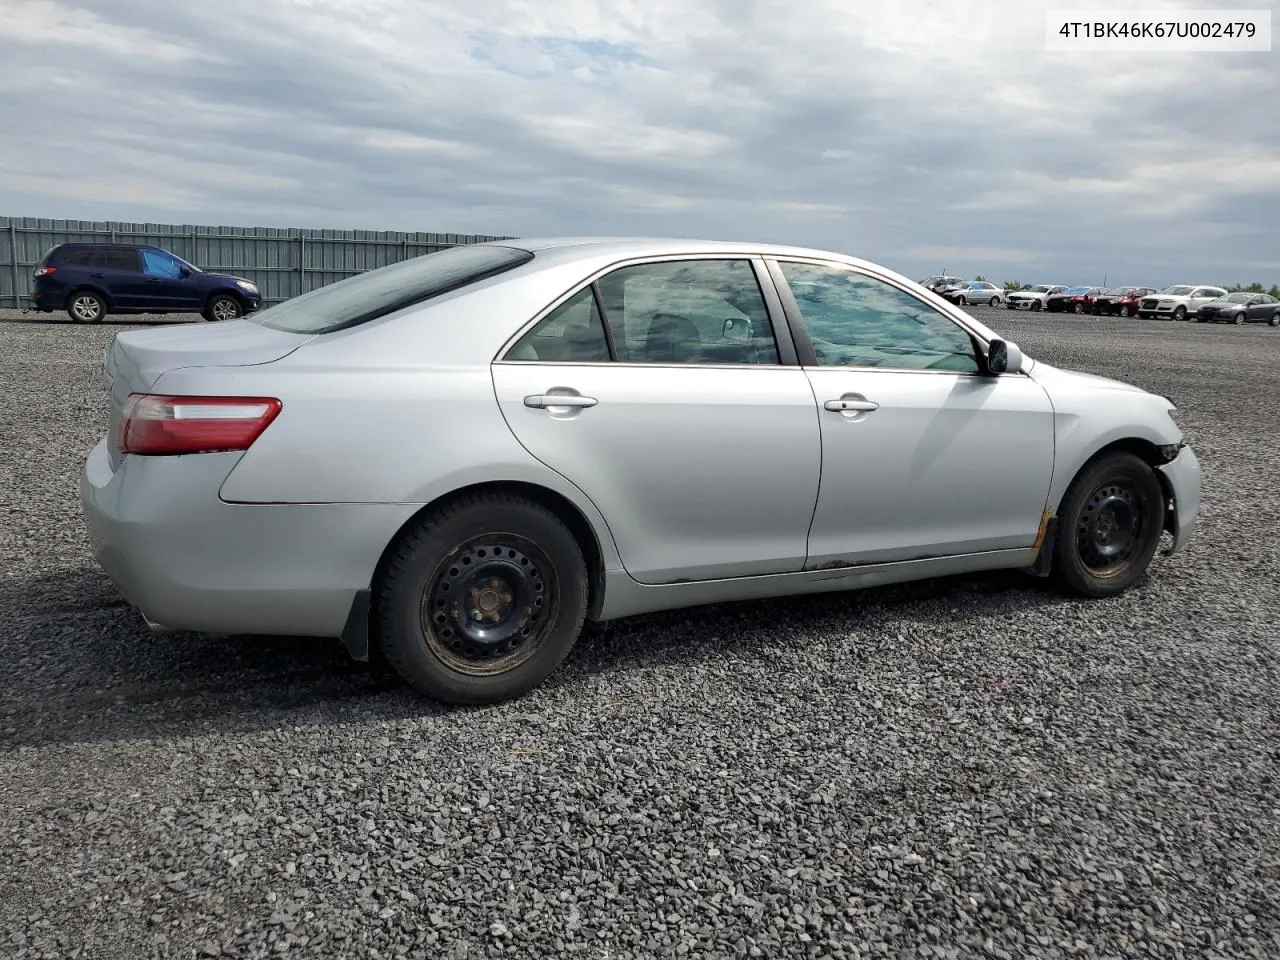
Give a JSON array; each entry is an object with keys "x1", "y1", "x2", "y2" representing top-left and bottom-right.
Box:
[
  {"x1": 204, "y1": 294, "x2": 243, "y2": 322},
  {"x1": 1073, "y1": 301, "x2": 1085, "y2": 314},
  {"x1": 1052, "y1": 452, "x2": 1165, "y2": 598},
  {"x1": 1173, "y1": 306, "x2": 1187, "y2": 321},
  {"x1": 1119, "y1": 305, "x2": 1132, "y2": 317},
  {"x1": 376, "y1": 494, "x2": 589, "y2": 704},
  {"x1": 1031, "y1": 300, "x2": 1042, "y2": 312},
  {"x1": 956, "y1": 295, "x2": 968, "y2": 306}
]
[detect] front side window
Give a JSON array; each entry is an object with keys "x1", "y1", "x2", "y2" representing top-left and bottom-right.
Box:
[
  {"x1": 507, "y1": 287, "x2": 610, "y2": 362},
  {"x1": 777, "y1": 260, "x2": 980, "y2": 373},
  {"x1": 141, "y1": 249, "x2": 183, "y2": 279},
  {"x1": 595, "y1": 259, "x2": 780, "y2": 365}
]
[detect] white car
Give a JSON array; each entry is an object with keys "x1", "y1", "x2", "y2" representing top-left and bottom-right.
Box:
[
  {"x1": 1138, "y1": 285, "x2": 1228, "y2": 321},
  {"x1": 1006, "y1": 285, "x2": 1068, "y2": 311}
]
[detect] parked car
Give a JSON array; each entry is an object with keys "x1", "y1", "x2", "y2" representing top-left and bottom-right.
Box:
[
  {"x1": 1045, "y1": 286, "x2": 1109, "y2": 314},
  {"x1": 920, "y1": 275, "x2": 965, "y2": 293},
  {"x1": 1137, "y1": 285, "x2": 1228, "y2": 320},
  {"x1": 1005, "y1": 284, "x2": 1068, "y2": 311},
  {"x1": 942, "y1": 280, "x2": 1005, "y2": 306},
  {"x1": 1092, "y1": 286, "x2": 1158, "y2": 317},
  {"x1": 82, "y1": 237, "x2": 1200, "y2": 705},
  {"x1": 1196, "y1": 292, "x2": 1280, "y2": 325},
  {"x1": 30, "y1": 243, "x2": 263, "y2": 323}
]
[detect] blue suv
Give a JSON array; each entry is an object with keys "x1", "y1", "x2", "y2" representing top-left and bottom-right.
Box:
[{"x1": 30, "y1": 243, "x2": 263, "y2": 323}]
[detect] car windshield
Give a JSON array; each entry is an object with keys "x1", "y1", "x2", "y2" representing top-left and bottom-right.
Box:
[
  {"x1": 1064, "y1": 287, "x2": 1089, "y2": 294},
  {"x1": 1159, "y1": 286, "x2": 1194, "y2": 295},
  {"x1": 1222, "y1": 292, "x2": 1253, "y2": 303},
  {"x1": 249, "y1": 243, "x2": 534, "y2": 334},
  {"x1": 1025, "y1": 285, "x2": 1051, "y2": 293}
]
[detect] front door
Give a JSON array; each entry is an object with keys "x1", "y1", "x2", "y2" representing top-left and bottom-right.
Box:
[
  {"x1": 140, "y1": 248, "x2": 201, "y2": 310},
  {"x1": 768, "y1": 258, "x2": 1056, "y2": 568},
  {"x1": 491, "y1": 257, "x2": 821, "y2": 585}
]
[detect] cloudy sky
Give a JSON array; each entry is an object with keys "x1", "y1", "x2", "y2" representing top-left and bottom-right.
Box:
[{"x1": 1, "y1": 0, "x2": 1277, "y2": 285}]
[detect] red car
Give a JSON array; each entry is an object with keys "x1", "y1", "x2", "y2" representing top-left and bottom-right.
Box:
[
  {"x1": 1091, "y1": 286, "x2": 1157, "y2": 317},
  {"x1": 1045, "y1": 286, "x2": 1108, "y2": 314}
]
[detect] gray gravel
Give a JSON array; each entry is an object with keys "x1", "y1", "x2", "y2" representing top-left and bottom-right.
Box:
[{"x1": 1, "y1": 306, "x2": 1277, "y2": 959}]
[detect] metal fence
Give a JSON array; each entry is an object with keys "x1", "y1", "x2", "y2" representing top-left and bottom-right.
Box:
[{"x1": 0, "y1": 216, "x2": 512, "y2": 309}]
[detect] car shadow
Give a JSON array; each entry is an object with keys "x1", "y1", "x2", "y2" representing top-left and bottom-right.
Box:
[{"x1": 0, "y1": 564, "x2": 1077, "y2": 750}]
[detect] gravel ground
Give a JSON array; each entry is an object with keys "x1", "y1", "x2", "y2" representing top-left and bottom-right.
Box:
[{"x1": 0, "y1": 306, "x2": 1276, "y2": 959}]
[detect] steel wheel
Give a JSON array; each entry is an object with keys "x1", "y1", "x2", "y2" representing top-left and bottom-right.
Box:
[
  {"x1": 68, "y1": 292, "x2": 104, "y2": 323},
  {"x1": 1052, "y1": 451, "x2": 1165, "y2": 597},
  {"x1": 420, "y1": 534, "x2": 556, "y2": 677},
  {"x1": 1074, "y1": 481, "x2": 1148, "y2": 578},
  {"x1": 377, "y1": 493, "x2": 589, "y2": 704}
]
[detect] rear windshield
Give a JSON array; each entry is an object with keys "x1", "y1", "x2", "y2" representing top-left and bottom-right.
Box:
[{"x1": 250, "y1": 243, "x2": 534, "y2": 334}]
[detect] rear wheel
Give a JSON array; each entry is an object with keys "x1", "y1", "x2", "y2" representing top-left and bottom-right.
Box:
[
  {"x1": 204, "y1": 294, "x2": 243, "y2": 322},
  {"x1": 1269, "y1": 312, "x2": 1280, "y2": 327},
  {"x1": 1052, "y1": 452, "x2": 1165, "y2": 598},
  {"x1": 376, "y1": 494, "x2": 589, "y2": 704},
  {"x1": 989, "y1": 296, "x2": 1000, "y2": 307},
  {"x1": 67, "y1": 290, "x2": 106, "y2": 323}
]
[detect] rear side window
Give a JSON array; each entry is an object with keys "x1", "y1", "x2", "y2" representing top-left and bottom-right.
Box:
[
  {"x1": 93, "y1": 249, "x2": 140, "y2": 271},
  {"x1": 250, "y1": 244, "x2": 534, "y2": 334},
  {"x1": 58, "y1": 249, "x2": 94, "y2": 267}
]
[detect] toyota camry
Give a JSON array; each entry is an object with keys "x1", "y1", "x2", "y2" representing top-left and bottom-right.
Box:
[{"x1": 82, "y1": 238, "x2": 1201, "y2": 704}]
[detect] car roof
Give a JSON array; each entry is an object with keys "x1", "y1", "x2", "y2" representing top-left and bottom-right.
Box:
[{"x1": 499, "y1": 236, "x2": 864, "y2": 260}]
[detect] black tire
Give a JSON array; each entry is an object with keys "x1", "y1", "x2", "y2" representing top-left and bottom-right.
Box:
[
  {"x1": 1031, "y1": 300, "x2": 1042, "y2": 312},
  {"x1": 203, "y1": 293, "x2": 243, "y2": 322},
  {"x1": 1173, "y1": 306, "x2": 1187, "y2": 321},
  {"x1": 66, "y1": 289, "x2": 106, "y2": 323},
  {"x1": 989, "y1": 296, "x2": 999, "y2": 307},
  {"x1": 1073, "y1": 301, "x2": 1085, "y2": 314},
  {"x1": 1119, "y1": 305, "x2": 1132, "y2": 317},
  {"x1": 1269, "y1": 312, "x2": 1279, "y2": 327},
  {"x1": 1051, "y1": 452, "x2": 1165, "y2": 598},
  {"x1": 956, "y1": 295, "x2": 967, "y2": 306},
  {"x1": 376, "y1": 494, "x2": 589, "y2": 704}
]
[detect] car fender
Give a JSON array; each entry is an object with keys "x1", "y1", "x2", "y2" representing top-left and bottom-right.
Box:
[
  {"x1": 168, "y1": 362, "x2": 627, "y2": 575},
  {"x1": 1030, "y1": 366, "x2": 1183, "y2": 512}
]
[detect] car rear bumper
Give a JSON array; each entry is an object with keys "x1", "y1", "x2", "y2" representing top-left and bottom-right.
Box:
[
  {"x1": 80, "y1": 437, "x2": 416, "y2": 638},
  {"x1": 1157, "y1": 444, "x2": 1200, "y2": 556}
]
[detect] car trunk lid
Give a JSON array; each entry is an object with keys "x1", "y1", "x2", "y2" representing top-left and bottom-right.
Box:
[{"x1": 103, "y1": 319, "x2": 314, "y2": 468}]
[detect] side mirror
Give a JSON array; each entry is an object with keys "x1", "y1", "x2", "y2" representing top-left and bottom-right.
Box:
[
  {"x1": 722, "y1": 317, "x2": 750, "y2": 342},
  {"x1": 179, "y1": 267, "x2": 191, "y2": 278},
  {"x1": 986, "y1": 338, "x2": 1023, "y2": 375}
]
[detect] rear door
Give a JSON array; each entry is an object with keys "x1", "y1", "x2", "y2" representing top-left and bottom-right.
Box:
[
  {"x1": 491, "y1": 256, "x2": 822, "y2": 585},
  {"x1": 91, "y1": 247, "x2": 147, "y2": 309}
]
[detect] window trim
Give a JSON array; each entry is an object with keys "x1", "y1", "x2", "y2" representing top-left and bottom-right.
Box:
[
  {"x1": 763, "y1": 255, "x2": 1015, "y2": 378},
  {"x1": 494, "y1": 253, "x2": 799, "y2": 368}
]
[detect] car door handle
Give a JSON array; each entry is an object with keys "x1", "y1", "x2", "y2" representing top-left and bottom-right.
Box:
[
  {"x1": 824, "y1": 399, "x2": 879, "y2": 412},
  {"x1": 90, "y1": 273, "x2": 105, "y2": 279},
  {"x1": 148, "y1": 278, "x2": 163, "y2": 284},
  {"x1": 524, "y1": 394, "x2": 597, "y2": 409}
]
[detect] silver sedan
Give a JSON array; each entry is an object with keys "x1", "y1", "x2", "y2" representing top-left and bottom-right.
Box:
[{"x1": 82, "y1": 238, "x2": 1201, "y2": 704}]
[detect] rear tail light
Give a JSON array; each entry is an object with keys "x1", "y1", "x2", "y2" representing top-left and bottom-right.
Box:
[
  {"x1": 119, "y1": 394, "x2": 282, "y2": 455},
  {"x1": 34, "y1": 266, "x2": 55, "y2": 277}
]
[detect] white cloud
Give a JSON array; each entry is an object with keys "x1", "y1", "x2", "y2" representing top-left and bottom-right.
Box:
[{"x1": 0, "y1": 0, "x2": 1276, "y2": 282}]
